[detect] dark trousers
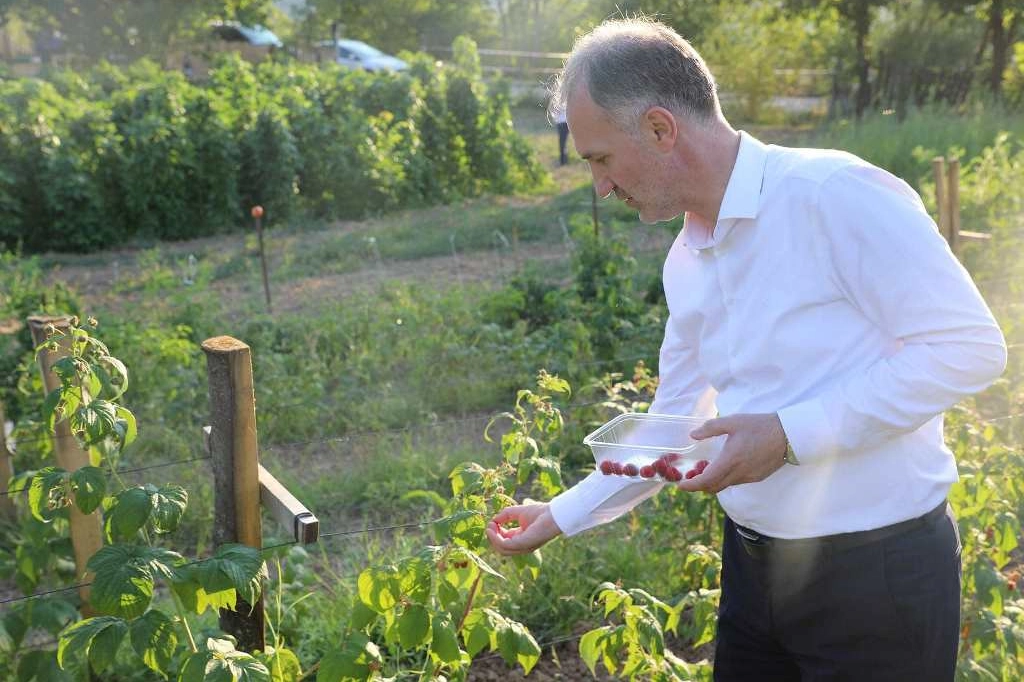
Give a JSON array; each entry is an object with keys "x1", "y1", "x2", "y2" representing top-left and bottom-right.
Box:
[
  {"x1": 556, "y1": 122, "x2": 569, "y2": 165},
  {"x1": 714, "y1": 502, "x2": 961, "y2": 681}
]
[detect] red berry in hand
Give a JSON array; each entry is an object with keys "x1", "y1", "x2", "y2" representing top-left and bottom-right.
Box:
[
  {"x1": 639, "y1": 465, "x2": 656, "y2": 478},
  {"x1": 664, "y1": 467, "x2": 683, "y2": 482},
  {"x1": 694, "y1": 459, "x2": 709, "y2": 474},
  {"x1": 623, "y1": 463, "x2": 639, "y2": 477},
  {"x1": 599, "y1": 460, "x2": 614, "y2": 475},
  {"x1": 684, "y1": 468, "x2": 698, "y2": 480}
]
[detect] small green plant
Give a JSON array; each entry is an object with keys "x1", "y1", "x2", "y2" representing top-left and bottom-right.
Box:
[
  {"x1": 326, "y1": 371, "x2": 570, "y2": 680},
  {"x1": 15, "y1": 318, "x2": 274, "y2": 681}
]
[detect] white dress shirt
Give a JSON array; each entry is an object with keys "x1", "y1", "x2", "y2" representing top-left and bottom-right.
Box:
[{"x1": 549, "y1": 132, "x2": 1007, "y2": 540}]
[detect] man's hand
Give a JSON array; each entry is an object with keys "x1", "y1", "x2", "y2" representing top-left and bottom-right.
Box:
[
  {"x1": 676, "y1": 413, "x2": 788, "y2": 494},
  {"x1": 486, "y1": 503, "x2": 562, "y2": 556}
]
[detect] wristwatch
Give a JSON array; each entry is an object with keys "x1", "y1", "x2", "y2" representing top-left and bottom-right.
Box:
[{"x1": 783, "y1": 435, "x2": 800, "y2": 466}]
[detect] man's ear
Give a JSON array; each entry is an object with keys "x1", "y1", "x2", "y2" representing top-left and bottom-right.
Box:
[{"x1": 644, "y1": 106, "x2": 677, "y2": 151}]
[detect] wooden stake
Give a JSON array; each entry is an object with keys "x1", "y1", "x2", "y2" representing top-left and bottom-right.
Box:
[
  {"x1": 932, "y1": 156, "x2": 948, "y2": 243},
  {"x1": 946, "y1": 157, "x2": 961, "y2": 258},
  {"x1": 0, "y1": 400, "x2": 15, "y2": 519},
  {"x1": 202, "y1": 336, "x2": 265, "y2": 651},
  {"x1": 27, "y1": 316, "x2": 103, "y2": 613}
]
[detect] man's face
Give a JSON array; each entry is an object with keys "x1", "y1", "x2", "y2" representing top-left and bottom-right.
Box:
[{"x1": 567, "y1": 87, "x2": 681, "y2": 225}]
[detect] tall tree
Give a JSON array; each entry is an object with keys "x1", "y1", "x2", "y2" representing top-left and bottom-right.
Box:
[
  {"x1": 934, "y1": 0, "x2": 1023, "y2": 97},
  {"x1": 787, "y1": 0, "x2": 891, "y2": 118}
]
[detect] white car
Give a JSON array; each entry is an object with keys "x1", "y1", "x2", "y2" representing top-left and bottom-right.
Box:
[{"x1": 324, "y1": 39, "x2": 408, "y2": 73}]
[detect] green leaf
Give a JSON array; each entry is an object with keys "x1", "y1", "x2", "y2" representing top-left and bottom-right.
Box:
[
  {"x1": 70, "y1": 467, "x2": 106, "y2": 514},
  {"x1": 130, "y1": 609, "x2": 177, "y2": 676},
  {"x1": 170, "y1": 565, "x2": 235, "y2": 616},
  {"x1": 104, "y1": 487, "x2": 153, "y2": 542},
  {"x1": 532, "y1": 457, "x2": 563, "y2": 496},
  {"x1": 430, "y1": 612, "x2": 462, "y2": 664},
  {"x1": 357, "y1": 565, "x2": 401, "y2": 613},
  {"x1": 495, "y1": 618, "x2": 540, "y2": 675},
  {"x1": 86, "y1": 545, "x2": 156, "y2": 619},
  {"x1": 99, "y1": 356, "x2": 129, "y2": 401},
  {"x1": 57, "y1": 616, "x2": 128, "y2": 673},
  {"x1": 579, "y1": 627, "x2": 611, "y2": 677},
  {"x1": 461, "y1": 609, "x2": 496, "y2": 658},
  {"x1": 42, "y1": 388, "x2": 63, "y2": 431},
  {"x1": 70, "y1": 400, "x2": 119, "y2": 446},
  {"x1": 181, "y1": 642, "x2": 270, "y2": 682},
  {"x1": 255, "y1": 646, "x2": 302, "y2": 682},
  {"x1": 28, "y1": 467, "x2": 70, "y2": 523},
  {"x1": 317, "y1": 633, "x2": 382, "y2": 682},
  {"x1": 347, "y1": 598, "x2": 378, "y2": 632},
  {"x1": 196, "y1": 544, "x2": 265, "y2": 607},
  {"x1": 397, "y1": 603, "x2": 431, "y2": 648},
  {"x1": 448, "y1": 462, "x2": 485, "y2": 496},
  {"x1": 150, "y1": 485, "x2": 187, "y2": 534},
  {"x1": 114, "y1": 405, "x2": 138, "y2": 450}
]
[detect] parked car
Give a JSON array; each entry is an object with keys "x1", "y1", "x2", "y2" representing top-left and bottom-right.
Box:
[
  {"x1": 172, "y1": 21, "x2": 283, "y2": 79},
  {"x1": 319, "y1": 39, "x2": 408, "y2": 73},
  {"x1": 209, "y1": 21, "x2": 283, "y2": 49}
]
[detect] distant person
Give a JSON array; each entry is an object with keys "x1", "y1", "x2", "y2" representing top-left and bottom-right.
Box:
[
  {"x1": 554, "y1": 107, "x2": 569, "y2": 166},
  {"x1": 487, "y1": 16, "x2": 1006, "y2": 682}
]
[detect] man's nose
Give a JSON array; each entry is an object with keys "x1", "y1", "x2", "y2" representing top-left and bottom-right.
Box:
[{"x1": 592, "y1": 173, "x2": 615, "y2": 199}]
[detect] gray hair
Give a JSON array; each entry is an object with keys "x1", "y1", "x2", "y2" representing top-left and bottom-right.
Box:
[{"x1": 549, "y1": 17, "x2": 719, "y2": 131}]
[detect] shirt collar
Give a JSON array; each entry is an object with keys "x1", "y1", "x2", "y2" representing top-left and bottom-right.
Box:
[{"x1": 682, "y1": 131, "x2": 769, "y2": 250}]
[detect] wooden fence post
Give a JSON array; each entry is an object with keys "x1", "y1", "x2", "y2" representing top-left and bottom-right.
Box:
[
  {"x1": 932, "y1": 156, "x2": 949, "y2": 243},
  {"x1": 946, "y1": 157, "x2": 961, "y2": 258},
  {"x1": 0, "y1": 399, "x2": 15, "y2": 519},
  {"x1": 202, "y1": 336, "x2": 265, "y2": 652},
  {"x1": 27, "y1": 315, "x2": 103, "y2": 613}
]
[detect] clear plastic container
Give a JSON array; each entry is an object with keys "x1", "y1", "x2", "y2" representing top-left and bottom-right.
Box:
[{"x1": 583, "y1": 412, "x2": 714, "y2": 482}]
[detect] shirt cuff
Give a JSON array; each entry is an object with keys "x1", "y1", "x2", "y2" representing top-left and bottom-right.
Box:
[
  {"x1": 777, "y1": 398, "x2": 839, "y2": 466},
  {"x1": 549, "y1": 471, "x2": 664, "y2": 537}
]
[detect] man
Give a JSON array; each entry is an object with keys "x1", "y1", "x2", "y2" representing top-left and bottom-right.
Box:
[{"x1": 486, "y1": 16, "x2": 1007, "y2": 681}]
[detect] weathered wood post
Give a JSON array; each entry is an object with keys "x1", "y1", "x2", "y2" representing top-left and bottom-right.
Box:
[
  {"x1": 202, "y1": 336, "x2": 265, "y2": 652},
  {"x1": 27, "y1": 315, "x2": 103, "y2": 612},
  {"x1": 932, "y1": 156, "x2": 949, "y2": 244},
  {"x1": 946, "y1": 157, "x2": 961, "y2": 258},
  {"x1": 0, "y1": 399, "x2": 16, "y2": 519}
]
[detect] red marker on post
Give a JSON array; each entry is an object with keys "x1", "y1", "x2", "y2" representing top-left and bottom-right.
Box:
[{"x1": 252, "y1": 205, "x2": 271, "y2": 313}]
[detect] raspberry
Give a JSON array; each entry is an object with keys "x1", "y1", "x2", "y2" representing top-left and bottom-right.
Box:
[
  {"x1": 599, "y1": 460, "x2": 615, "y2": 475},
  {"x1": 611, "y1": 462, "x2": 624, "y2": 475},
  {"x1": 684, "y1": 469, "x2": 698, "y2": 480},
  {"x1": 664, "y1": 467, "x2": 682, "y2": 482},
  {"x1": 654, "y1": 459, "x2": 669, "y2": 476},
  {"x1": 661, "y1": 452, "x2": 682, "y2": 464},
  {"x1": 639, "y1": 465, "x2": 656, "y2": 478},
  {"x1": 622, "y1": 463, "x2": 639, "y2": 477},
  {"x1": 694, "y1": 459, "x2": 709, "y2": 474}
]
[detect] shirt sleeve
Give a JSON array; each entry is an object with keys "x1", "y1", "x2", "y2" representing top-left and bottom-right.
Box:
[
  {"x1": 549, "y1": 309, "x2": 718, "y2": 537},
  {"x1": 776, "y1": 163, "x2": 1007, "y2": 464}
]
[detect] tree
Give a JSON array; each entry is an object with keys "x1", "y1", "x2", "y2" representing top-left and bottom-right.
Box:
[
  {"x1": 933, "y1": 0, "x2": 1024, "y2": 98},
  {"x1": 301, "y1": 0, "x2": 497, "y2": 53},
  {"x1": 787, "y1": 0, "x2": 892, "y2": 118},
  {"x1": 2, "y1": 0, "x2": 276, "y2": 65}
]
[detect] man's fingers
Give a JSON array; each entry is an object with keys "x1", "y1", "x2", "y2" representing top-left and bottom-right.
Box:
[
  {"x1": 674, "y1": 458, "x2": 727, "y2": 493},
  {"x1": 689, "y1": 416, "x2": 732, "y2": 440}
]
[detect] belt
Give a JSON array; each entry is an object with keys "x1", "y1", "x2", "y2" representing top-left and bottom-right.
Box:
[{"x1": 734, "y1": 501, "x2": 949, "y2": 559}]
